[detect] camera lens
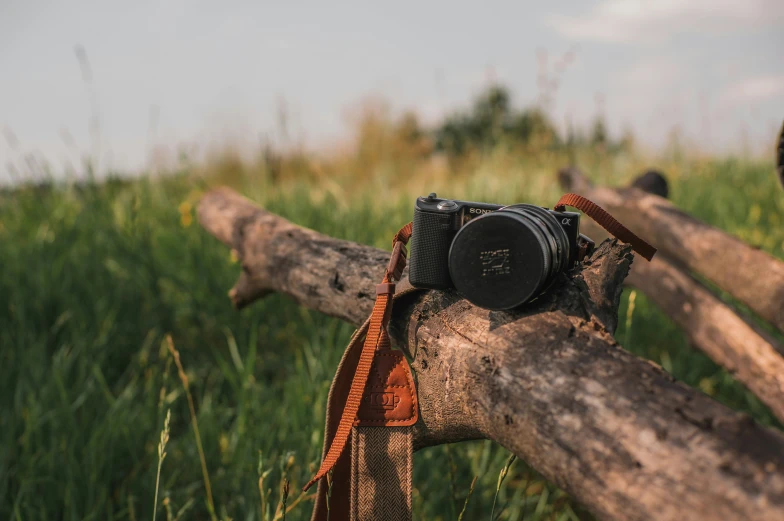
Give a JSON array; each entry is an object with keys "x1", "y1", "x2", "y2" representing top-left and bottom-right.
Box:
[
  {"x1": 504, "y1": 204, "x2": 570, "y2": 275},
  {"x1": 447, "y1": 204, "x2": 570, "y2": 310}
]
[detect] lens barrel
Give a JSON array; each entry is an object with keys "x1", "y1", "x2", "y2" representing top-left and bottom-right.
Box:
[{"x1": 447, "y1": 204, "x2": 570, "y2": 310}]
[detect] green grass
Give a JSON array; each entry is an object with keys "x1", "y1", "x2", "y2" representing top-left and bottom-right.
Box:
[{"x1": 1, "y1": 148, "x2": 783, "y2": 521}]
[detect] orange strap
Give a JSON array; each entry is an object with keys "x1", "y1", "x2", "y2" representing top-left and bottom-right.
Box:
[
  {"x1": 304, "y1": 222, "x2": 413, "y2": 492},
  {"x1": 554, "y1": 193, "x2": 657, "y2": 261}
]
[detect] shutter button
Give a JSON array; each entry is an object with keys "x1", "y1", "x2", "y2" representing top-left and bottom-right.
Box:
[{"x1": 437, "y1": 200, "x2": 458, "y2": 210}]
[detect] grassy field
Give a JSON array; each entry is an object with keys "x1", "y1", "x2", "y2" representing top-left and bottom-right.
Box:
[{"x1": 2, "y1": 137, "x2": 783, "y2": 521}]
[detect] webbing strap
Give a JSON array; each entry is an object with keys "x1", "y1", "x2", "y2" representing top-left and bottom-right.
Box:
[
  {"x1": 554, "y1": 193, "x2": 657, "y2": 261},
  {"x1": 304, "y1": 223, "x2": 414, "y2": 493},
  {"x1": 308, "y1": 286, "x2": 421, "y2": 521},
  {"x1": 351, "y1": 427, "x2": 412, "y2": 520}
]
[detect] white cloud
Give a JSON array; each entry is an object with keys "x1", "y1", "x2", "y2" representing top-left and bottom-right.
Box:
[
  {"x1": 615, "y1": 56, "x2": 690, "y2": 90},
  {"x1": 718, "y1": 75, "x2": 784, "y2": 105},
  {"x1": 545, "y1": 0, "x2": 784, "y2": 43}
]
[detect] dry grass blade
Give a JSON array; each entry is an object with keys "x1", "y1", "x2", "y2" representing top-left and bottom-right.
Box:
[
  {"x1": 283, "y1": 491, "x2": 315, "y2": 516},
  {"x1": 259, "y1": 474, "x2": 267, "y2": 520},
  {"x1": 458, "y1": 476, "x2": 478, "y2": 521},
  {"x1": 258, "y1": 450, "x2": 272, "y2": 520},
  {"x1": 491, "y1": 454, "x2": 517, "y2": 521},
  {"x1": 326, "y1": 470, "x2": 333, "y2": 521},
  {"x1": 624, "y1": 290, "x2": 637, "y2": 347},
  {"x1": 272, "y1": 479, "x2": 290, "y2": 521},
  {"x1": 165, "y1": 335, "x2": 217, "y2": 521},
  {"x1": 163, "y1": 497, "x2": 172, "y2": 521},
  {"x1": 152, "y1": 409, "x2": 171, "y2": 521}
]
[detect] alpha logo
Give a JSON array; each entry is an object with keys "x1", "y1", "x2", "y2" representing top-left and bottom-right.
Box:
[
  {"x1": 469, "y1": 207, "x2": 493, "y2": 214},
  {"x1": 366, "y1": 392, "x2": 400, "y2": 411}
]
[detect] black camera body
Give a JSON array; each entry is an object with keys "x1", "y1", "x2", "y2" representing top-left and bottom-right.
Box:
[{"x1": 408, "y1": 193, "x2": 593, "y2": 310}]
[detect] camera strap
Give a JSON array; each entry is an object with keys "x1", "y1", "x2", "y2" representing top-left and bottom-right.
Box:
[
  {"x1": 305, "y1": 194, "x2": 655, "y2": 521},
  {"x1": 305, "y1": 223, "x2": 420, "y2": 521},
  {"x1": 555, "y1": 193, "x2": 656, "y2": 260}
]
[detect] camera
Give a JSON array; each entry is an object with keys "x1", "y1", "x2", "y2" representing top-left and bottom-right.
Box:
[{"x1": 408, "y1": 193, "x2": 595, "y2": 310}]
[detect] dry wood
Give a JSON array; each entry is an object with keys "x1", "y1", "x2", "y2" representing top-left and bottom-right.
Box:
[
  {"x1": 559, "y1": 167, "x2": 784, "y2": 334},
  {"x1": 199, "y1": 187, "x2": 784, "y2": 521},
  {"x1": 628, "y1": 259, "x2": 784, "y2": 418},
  {"x1": 558, "y1": 169, "x2": 784, "y2": 423}
]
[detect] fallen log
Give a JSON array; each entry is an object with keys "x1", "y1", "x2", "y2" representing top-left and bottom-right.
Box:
[
  {"x1": 558, "y1": 167, "x2": 784, "y2": 334},
  {"x1": 558, "y1": 169, "x2": 784, "y2": 424},
  {"x1": 628, "y1": 257, "x2": 784, "y2": 421},
  {"x1": 198, "y1": 187, "x2": 784, "y2": 521}
]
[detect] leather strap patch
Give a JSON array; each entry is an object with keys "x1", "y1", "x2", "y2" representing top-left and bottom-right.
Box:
[{"x1": 355, "y1": 348, "x2": 418, "y2": 426}]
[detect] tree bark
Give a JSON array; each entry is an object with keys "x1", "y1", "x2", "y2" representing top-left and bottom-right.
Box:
[
  {"x1": 558, "y1": 167, "x2": 784, "y2": 334},
  {"x1": 198, "y1": 187, "x2": 784, "y2": 521},
  {"x1": 627, "y1": 258, "x2": 784, "y2": 421}
]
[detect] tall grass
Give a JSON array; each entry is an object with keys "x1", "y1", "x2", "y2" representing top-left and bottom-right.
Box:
[
  {"x1": 153, "y1": 410, "x2": 171, "y2": 521},
  {"x1": 1, "y1": 114, "x2": 783, "y2": 520}
]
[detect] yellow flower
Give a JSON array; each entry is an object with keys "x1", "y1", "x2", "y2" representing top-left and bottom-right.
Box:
[
  {"x1": 178, "y1": 200, "x2": 193, "y2": 228},
  {"x1": 699, "y1": 377, "x2": 716, "y2": 396},
  {"x1": 748, "y1": 204, "x2": 761, "y2": 226}
]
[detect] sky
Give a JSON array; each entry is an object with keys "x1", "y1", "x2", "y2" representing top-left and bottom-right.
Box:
[{"x1": 2, "y1": 0, "x2": 783, "y2": 181}]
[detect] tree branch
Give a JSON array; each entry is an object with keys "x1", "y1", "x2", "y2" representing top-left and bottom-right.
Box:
[{"x1": 199, "y1": 187, "x2": 784, "y2": 521}]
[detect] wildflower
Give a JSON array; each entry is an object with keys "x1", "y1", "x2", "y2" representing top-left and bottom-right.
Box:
[
  {"x1": 179, "y1": 201, "x2": 193, "y2": 228},
  {"x1": 748, "y1": 204, "x2": 761, "y2": 226}
]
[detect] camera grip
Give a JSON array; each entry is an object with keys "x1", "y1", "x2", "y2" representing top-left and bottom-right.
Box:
[{"x1": 408, "y1": 208, "x2": 455, "y2": 289}]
